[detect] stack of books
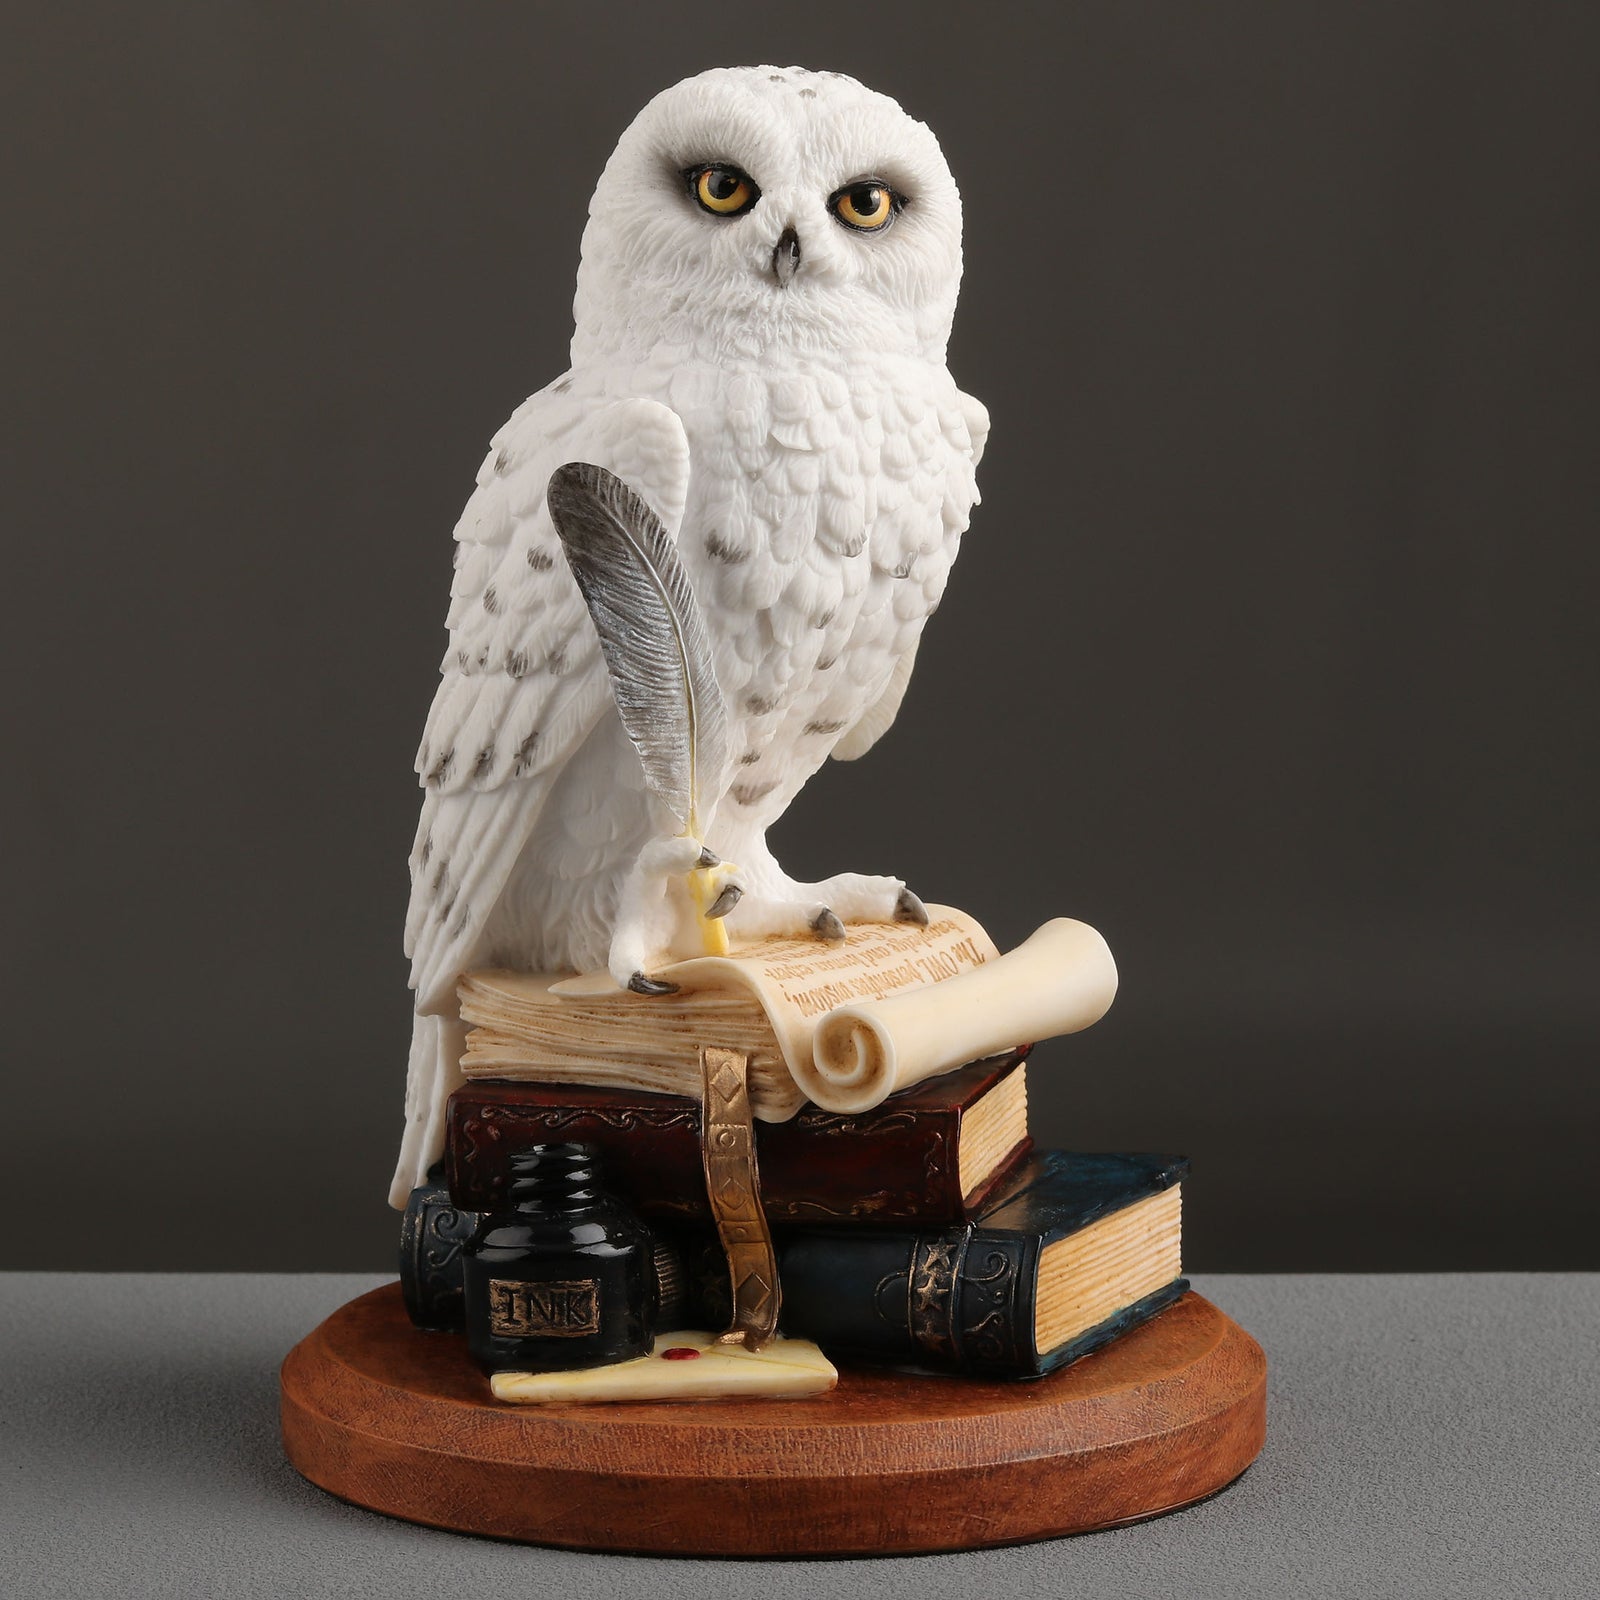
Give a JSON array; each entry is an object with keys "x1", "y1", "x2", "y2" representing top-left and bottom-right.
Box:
[{"x1": 399, "y1": 913, "x2": 1186, "y2": 1379}]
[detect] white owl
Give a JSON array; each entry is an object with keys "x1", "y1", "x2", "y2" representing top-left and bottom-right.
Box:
[{"x1": 392, "y1": 65, "x2": 989, "y2": 1204}]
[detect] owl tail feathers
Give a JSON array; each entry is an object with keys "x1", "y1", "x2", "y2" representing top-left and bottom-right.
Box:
[{"x1": 387, "y1": 1011, "x2": 470, "y2": 1210}]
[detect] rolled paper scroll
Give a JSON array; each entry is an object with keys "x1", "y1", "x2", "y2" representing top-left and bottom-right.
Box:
[
  {"x1": 797, "y1": 919, "x2": 1118, "y2": 1114},
  {"x1": 464, "y1": 908, "x2": 1115, "y2": 1121}
]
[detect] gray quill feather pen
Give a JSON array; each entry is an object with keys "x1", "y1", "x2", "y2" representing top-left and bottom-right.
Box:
[{"x1": 546, "y1": 462, "x2": 729, "y2": 840}]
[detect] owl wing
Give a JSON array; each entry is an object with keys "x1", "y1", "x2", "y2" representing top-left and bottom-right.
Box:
[
  {"x1": 830, "y1": 640, "x2": 919, "y2": 761},
  {"x1": 959, "y1": 389, "x2": 991, "y2": 469},
  {"x1": 404, "y1": 389, "x2": 691, "y2": 1013},
  {"x1": 832, "y1": 384, "x2": 990, "y2": 763}
]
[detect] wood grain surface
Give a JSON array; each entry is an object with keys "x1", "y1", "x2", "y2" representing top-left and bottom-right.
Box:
[{"x1": 280, "y1": 1283, "x2": 1266, "y2": 1556}]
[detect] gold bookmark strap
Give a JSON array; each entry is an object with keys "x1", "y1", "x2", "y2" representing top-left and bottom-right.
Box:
[{"x1": 699, "y1": 1045, "x2": 781, "y2": 1350}]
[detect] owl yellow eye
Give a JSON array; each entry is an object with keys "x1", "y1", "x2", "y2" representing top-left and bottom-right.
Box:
[
  {"x1": 830, "y1": 179, "x2": 901, "y2": 232},
  {"x1": 688, "y1": 163, "x2": 759, "y2": 217}
]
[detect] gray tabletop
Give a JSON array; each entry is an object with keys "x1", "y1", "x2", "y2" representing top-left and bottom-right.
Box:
[{"x1": 2, "y1": 1273, "x2": 1595, "y2": 1599}]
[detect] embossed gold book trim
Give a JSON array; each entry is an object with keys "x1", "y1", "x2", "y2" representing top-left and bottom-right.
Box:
[{"x1": 699, "y1": 1045, "x2": 781, "y2": 1349}]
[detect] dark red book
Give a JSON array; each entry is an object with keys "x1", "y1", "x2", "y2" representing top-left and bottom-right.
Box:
[{"x1": 445, "y1": 1050, "x2": 1031, "y2": 1226}]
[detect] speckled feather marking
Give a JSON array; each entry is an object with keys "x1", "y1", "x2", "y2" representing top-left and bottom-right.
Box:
[
  {"x1": 406, "y1": 361, "x2": 982, "y2": 1014},
  {"x1": 404, "y1": 389, "x2": 691, "y2": 1011},
  {"x1": 394, "y1": 64, "x2": 989, "y2": 1206},
  {"x1": 672, "y1": 357, "x2": 985, "y2": 819}
]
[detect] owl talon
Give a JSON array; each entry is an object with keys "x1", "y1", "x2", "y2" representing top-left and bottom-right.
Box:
[
  {"x1": 894, "y1": 888, "x2": 929, "y2": 926},
  {"x1": 706, "y1": 883, "x2": 743, "y2": 920},
  {"x1": 811, "y1": 907, "x2": 847, "y2": 942},
  {"x1": 628, "y1": 971, "x2": 679, "y2": 996}
]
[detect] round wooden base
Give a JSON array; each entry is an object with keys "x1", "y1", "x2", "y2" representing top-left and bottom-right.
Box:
[{"x1": 280, "y1": 1284, "x2": 1265, "y2": 1557}]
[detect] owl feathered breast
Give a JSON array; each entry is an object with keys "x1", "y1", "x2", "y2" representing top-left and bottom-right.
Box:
[
  {"x1": 675, "y1": 359, "x2": 986, "y2": 683},
  {"x1": 404, "y1": 358, "x2": 988, "y2": 1013}
]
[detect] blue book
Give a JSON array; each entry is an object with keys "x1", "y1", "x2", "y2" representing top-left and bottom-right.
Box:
[
  {"x1": 401, "y1": 1150, "x2": 1188, "y2": 1378},
  {"x1": 768, "y1": 1150, "x2": 1188, "y2": 1377}
]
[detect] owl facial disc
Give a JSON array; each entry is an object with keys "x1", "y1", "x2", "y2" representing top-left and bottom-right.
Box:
[{"x1": 573, "y1": 65, "x2": 965, "y2": 365}]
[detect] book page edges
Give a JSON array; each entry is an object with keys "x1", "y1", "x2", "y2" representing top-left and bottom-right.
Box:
[
  {"x1": 1033, "y1": 1184, "x2": 1183, "y2": 1357},
  {"x1": 957, "y1": 1064, "x2": 1029, "y2": 1199},
  {"x1": 460, "y1": 909, "x2": 1115, "y2": 1120}
]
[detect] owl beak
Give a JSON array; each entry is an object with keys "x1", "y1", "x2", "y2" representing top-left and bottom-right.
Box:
[{"x1": 771, "y1": 225, "x2": 802, "y2": 287}]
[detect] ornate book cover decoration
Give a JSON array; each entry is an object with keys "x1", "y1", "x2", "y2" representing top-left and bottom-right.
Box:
[
  {"x1": 403, "y1": 1150, "x2": 1188, "y2": 1380},
  {"x1": 699, "y1": 1045, "x2": 781, "y2": 1348},
  {"x1": 760, "y1": 1150, "x2": 1188, "y2": 1377},
  {"x1": 445, "y1": 1052, "x2": 1031, "y2": 1225}
]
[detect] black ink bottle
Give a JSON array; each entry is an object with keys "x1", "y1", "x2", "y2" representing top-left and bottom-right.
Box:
[{"x1": 463, "y1": 1142, "x2": 655, "y2": 1375}]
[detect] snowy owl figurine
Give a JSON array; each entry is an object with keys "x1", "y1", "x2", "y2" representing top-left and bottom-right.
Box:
[{"x1": 392, "y1": 65, "x2": 988, "y2": 1203}]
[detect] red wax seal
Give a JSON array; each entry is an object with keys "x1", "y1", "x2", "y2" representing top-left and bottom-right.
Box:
[{"x1": 661, "y1": 1347, "x2": 701, "y2": 1361}]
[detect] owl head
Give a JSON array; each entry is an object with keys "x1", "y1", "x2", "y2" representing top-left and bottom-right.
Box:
[{"x1": 571, "y1": 66, "x2": 964, "y2": 368}]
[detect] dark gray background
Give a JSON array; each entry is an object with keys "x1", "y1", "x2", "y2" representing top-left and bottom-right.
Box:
[{"x1": 4, "y1": 2, "x2": 1595, "y2": 1272}]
